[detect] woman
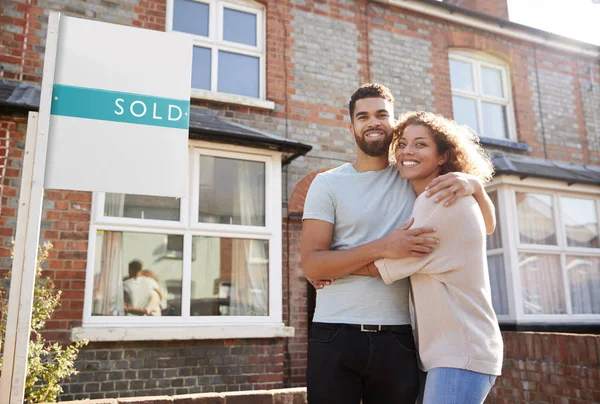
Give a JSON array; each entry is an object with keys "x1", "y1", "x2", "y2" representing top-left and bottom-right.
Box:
[{"x1": 359, "y1": 111, "x2": 503, "y2": 403}]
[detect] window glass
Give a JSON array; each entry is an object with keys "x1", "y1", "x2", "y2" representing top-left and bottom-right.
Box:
[
  {"x1": 192, "y1": 46, "x2": 211, "y2": 90},
  {"x1": 486, "y1": 191, "x2": 502, "y2": 250},
  {"x1": 566, "y1": 256, "x2": 600, "y2": 314},
  {"x1": 516, "y1": 193, "x2": 557, "y2": 245},
  {"x1": 92, "y1": 231, "x2": 183, "y2": 317},
  {"x1": 104, "y1": 194, "x2": 180, "y2": 221},
  {"x1": 217, "y1": 51, "x2": 260, "y2": 98},
  {"x1": 173, "y1": 0, "x2": 209, "y2": 37},
  {"x1": 482, "y1": 102, "x2": 507, "y2": 139},
  {"x1": 190, "y1": 236, "x2": 269, "y2": 316},
  {"x1": 223, "y1": 8, "x2": 257, "y2": 46},
  {"x1": 198, "y1": 155, "x2": 265, "y2": 226},
  {"x1": 561, "y1": 197, "x2": 599, "y2": 248},
  {"x1": 487, "y1": 254, "x2": 509, "y2": 315},
  {"x1": 449, "y1": 59, "x2": 474, "y2": 92},
  {"x1": 452, "y1": 96, "x2": 479, "y2": 133},
  {"x1": 519, "y1": 253, "x2": 566, "y2": 314},
  {"x1": 481, "y1": 66, "x2": 504, "y2": 97}
]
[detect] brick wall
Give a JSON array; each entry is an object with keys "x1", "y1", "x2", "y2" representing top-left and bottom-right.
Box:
[
  {"x1": 0, "y1": 0, "x2": 165, "y2": 81},
  {"x1": 486, "y1": 332, "x2": 600, "y2": 404},
  {"x1": 59, "y1": 339, "x2": 285, "y2": 401},
  {"x1": 443, "y1": 0, "x2": 509, "y2": 20}
]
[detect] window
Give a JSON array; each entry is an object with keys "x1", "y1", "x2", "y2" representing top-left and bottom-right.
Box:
[
  {"x1": 83, "y1": 143, "x2": 283, "y2": 336},
  {"x1": 448, "y1": 50, "x2": 516, "y2": 140},
  {"x1": 486, "y1": 181, "x2": 600, "y2": 324},
  {"x1": 167, "y1": 0, "x2": 265, "y2": 100}
]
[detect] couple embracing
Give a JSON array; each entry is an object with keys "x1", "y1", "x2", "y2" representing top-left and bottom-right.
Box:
[{"x1": 301, "y1": 83, "x2": 503, "y2": 404}]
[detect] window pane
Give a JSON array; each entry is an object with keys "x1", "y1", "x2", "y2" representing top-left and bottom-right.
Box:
[
  {"x1": 173, "y1": 0, "x2": 209, "y2": 37},
  {"x1": 567, "y1": 256, "x2": 600, "y2": 314},
  {"x1": 519, "y1": 253, "x2": 566, "y2": 314},
  {"x1": 482, "y1": 102, "x2": 507, "y2": 139},
  {"x1": 516, "y1": 192, "x2": 557, "y2": 245},
  {"x1": 452, "y1": 96, "x2": 479, "y2": 133},
  {"x1": 92, "y1": 231, "x2": 182, "y2": 317},
  {"x1": 561, "y1": 197, "x2": 599, "y2": 248},
  {"x1": 104, "y1": 193, "x2": 180, "y2": 221},
  {"x1": 190, "y1": 236, "x2": 269, "y2": 316},
  {"x1": 449, "y1": 59, "x2": 474, "y2": 92},
  {"x1": 487, "y1": 254, "x2": 509, "y2": 315},
  {"x1": 223, "y1": 8, "x2": 257, "y2": 46},
  {"x1": 481, "y1": 66, "x2": 504, "y2": 97},
  {"x1": 217, "y1": 51, "x2": 259, "y2": 98},
  {"x1": 486, "y1": 191, "x2": 502, "y2": 250},
  {"x1": 198, "y1": 155, "x2": 265, "y2": 226},
  {"x1": 192, "y1": 46, "x2": 211, "y2": 90}
]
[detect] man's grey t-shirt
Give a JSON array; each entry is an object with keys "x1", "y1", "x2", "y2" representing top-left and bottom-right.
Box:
[{"x1": 303, "y1": 163, "x2": 416, "y2": 325}]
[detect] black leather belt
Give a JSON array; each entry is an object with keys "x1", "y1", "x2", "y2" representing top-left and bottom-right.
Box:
[{"x1": 342, "y1": 323, "x2": 412, "y2": 333}]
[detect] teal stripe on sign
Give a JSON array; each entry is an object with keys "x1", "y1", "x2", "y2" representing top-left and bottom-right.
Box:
[{"x1": 51, "y1": 84, "x2": 190, "y2": 130}]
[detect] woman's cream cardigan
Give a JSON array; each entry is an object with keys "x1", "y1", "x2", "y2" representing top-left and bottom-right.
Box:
[{"x1": 375, "y1": 194, "x2": 503, "y2": 375}]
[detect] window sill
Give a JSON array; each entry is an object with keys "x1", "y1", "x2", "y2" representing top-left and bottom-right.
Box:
[
  {"x1": 191, "y1": 89, "x2": 275, "y2": 110},
  {"x1": 71, "y1": 324, "x2": 294, "y2": 342},
  {"x1": 479, "y1": 136, "x2": 529, "y2": 152}
]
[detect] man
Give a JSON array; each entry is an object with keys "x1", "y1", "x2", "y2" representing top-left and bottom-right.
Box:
[
  {"x1": 123, "y1": 260, "x2": 163, "y2": 316},
  {"x1": 301, "y1": 83, "x2": 495, "y2": 403}
]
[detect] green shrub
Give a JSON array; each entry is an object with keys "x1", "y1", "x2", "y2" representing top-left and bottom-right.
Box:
[{"x1": 0, "y1": 242, "x2": 88, "y2": 403}]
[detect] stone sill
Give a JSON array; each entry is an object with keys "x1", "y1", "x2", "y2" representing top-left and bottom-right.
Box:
[
  {"x1": 41, "y1": 388, "x2": 307, "y2": 403},
  {"x1": 71, "y1": 324, "x2": 294, "y2": 342},
  {"x1": 191, "y1": 89, "x2": 275, "y2": 110}
]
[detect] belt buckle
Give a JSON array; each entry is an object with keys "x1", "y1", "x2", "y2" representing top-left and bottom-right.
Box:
[{"x1": 360, "y1": 324, "x2": 381, "y2": 333}]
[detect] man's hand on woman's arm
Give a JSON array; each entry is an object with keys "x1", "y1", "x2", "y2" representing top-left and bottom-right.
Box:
[
  {"x1": 424, "y1": 172, "x2": 496, "y2": 234},
  {"x1": 302, "y1": 218, "x2": 438, "y2": 283}
]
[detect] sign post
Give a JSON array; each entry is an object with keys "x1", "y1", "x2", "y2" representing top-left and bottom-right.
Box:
[{"x1": 0, "y1": 11, "x2": 192, "y2": 403}]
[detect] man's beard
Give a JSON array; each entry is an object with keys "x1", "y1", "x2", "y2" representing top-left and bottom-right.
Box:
[{"x1": 354, "y1": 130, "x2": 392, "y2": 157}]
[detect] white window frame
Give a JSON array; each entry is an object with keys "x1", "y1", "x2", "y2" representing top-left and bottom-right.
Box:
[
  {"x1": 486, "y1": 176, "x2": 600, "y2": 325},
  {"x1": 75, "y1": 141, "x2": 290, "y2": 341},
  {"x1": 166, "y1": 0, "x2": 273, "y2": 110},
  {"x1": 448, "y1": 49, "x2": 517, "y2": 141}
]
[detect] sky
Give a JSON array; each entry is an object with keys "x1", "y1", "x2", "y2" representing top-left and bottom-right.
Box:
[{"x1": 507, "y1": 0, "x2": 600, "y2": 46}]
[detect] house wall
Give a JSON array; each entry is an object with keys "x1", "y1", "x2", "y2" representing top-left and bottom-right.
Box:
[{"x1": 1, "y1": 0, "x2": 599, "y2": 401}]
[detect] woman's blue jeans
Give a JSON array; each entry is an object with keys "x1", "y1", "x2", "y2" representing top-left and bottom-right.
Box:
[{"x1": 419, "y1": 367, "x2": 496, "y2": 404}]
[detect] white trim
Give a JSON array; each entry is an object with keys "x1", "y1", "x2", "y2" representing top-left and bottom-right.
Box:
[
  {"x1": 71, "y1": 324, "x2": 294, "y2": 342},
  {"x1": 190, "y1": 89, "x2": 274, "y2": 109},
  {"x1": 166, "y1": 0, "x2": 269, "y2": 104},
  {"x1": 379, "y1": 0, "x2": 600, "y2": 57},
  {"x1": 82, "y1": 142, "x2": 285, "y2": 336},
  {"x1": 490, "y1": 175, "x2": 600, "y2": 195},
  {"x1": 449, "y1": 51, "x2": 516, "y2": 140}
]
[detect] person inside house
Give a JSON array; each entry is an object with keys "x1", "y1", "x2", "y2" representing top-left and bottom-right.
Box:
[
  {"x1": 123, "y1": 259, "x2": 163, "y2": 316},
  {"x1": 301, "y1": 83, "x2": 496, "y2": 404},
  {"x1": 353, "y1": 111, "x2": 503, "y2": 403}
]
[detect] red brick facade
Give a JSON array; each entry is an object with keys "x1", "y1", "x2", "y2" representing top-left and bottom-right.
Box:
[{"x1": 1, "y1": 0, "x2": 599, "y2": 402}]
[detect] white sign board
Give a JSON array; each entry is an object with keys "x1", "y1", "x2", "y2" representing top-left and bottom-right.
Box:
[{"x1": 44, "y1": 16, "x2": 192, "y2": 197}]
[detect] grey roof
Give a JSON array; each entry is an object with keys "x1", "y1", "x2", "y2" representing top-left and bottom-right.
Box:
[
  {"x1": 188, "y1": 108, "x2": 312, "y2": 164},
  {"x1": 0, "y1": 79, "x2": 41, "y2": 109},
  {"x1": 491, "y1": 152, "x2": 600, "y2": 186},
  {"x1": 0, "y1": 79, "x2": 311, "y2": 164}
]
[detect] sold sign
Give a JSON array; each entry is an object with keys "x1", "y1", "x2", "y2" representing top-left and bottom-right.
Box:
[{"x1": 51, "y1": 84, "x2": 190, "y2": 129}]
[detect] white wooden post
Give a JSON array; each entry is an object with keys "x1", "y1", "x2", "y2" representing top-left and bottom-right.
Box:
[{"x1": 0, "y1": 12, "x2": 60, "y2": 404}]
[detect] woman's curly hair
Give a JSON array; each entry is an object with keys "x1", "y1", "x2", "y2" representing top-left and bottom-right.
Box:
[{"x1": 391, "y1": 111, "x2": 495, "y2": 182}]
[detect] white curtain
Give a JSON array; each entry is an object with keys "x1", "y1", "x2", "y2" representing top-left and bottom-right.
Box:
[
  {"x1": 230, "y1": 161, "x2": 268, "y2": 316},
  {"x1": 567, "y1": 256, "x2": 600, "y2": 314},
  {"x1": 519, "y1": 254, "x2": 565, "y2": 314},
  {"x1": 93, "y1": 194, "x2": 125, "y2": 316}
]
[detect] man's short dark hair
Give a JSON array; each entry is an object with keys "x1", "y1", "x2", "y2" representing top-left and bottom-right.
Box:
[
  {"x1": 128, "y1": 260, "x2": 143, "y2": 276},
  {"x1": 349, "y1": 83, "x2": 395, "y2": 121}
]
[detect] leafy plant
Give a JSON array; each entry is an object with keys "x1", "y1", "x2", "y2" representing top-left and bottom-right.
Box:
[{"x1": 0, "y1": 242, "x2": 88, "y2": 403}]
